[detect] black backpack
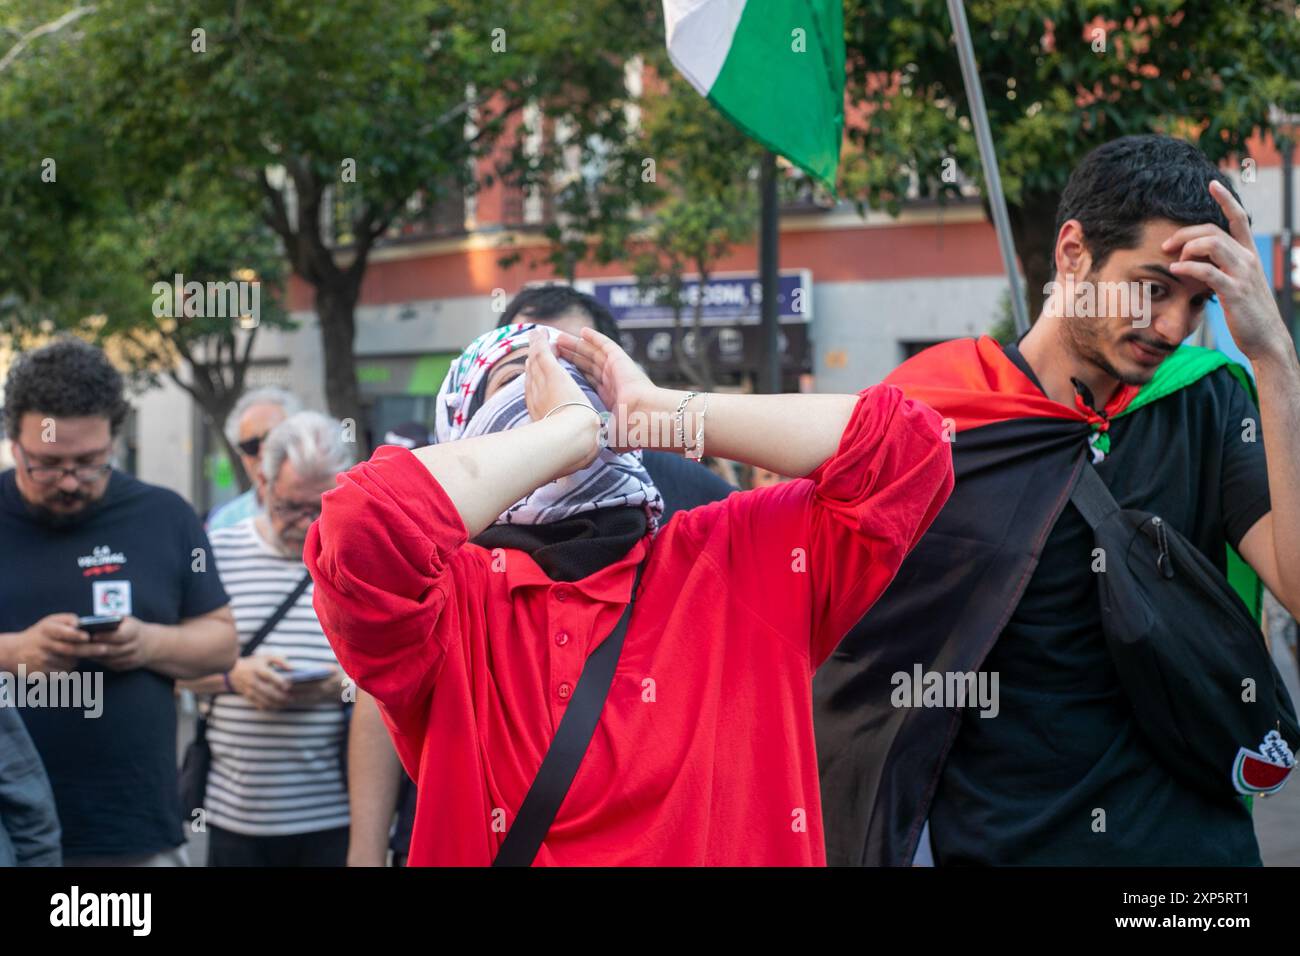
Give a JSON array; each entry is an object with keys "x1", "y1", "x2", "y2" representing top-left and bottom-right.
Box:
[{"x1": 1071, "y1": 461, "x2": 1299, "y2": 806}]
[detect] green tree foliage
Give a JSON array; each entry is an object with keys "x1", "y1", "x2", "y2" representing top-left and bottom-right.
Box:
[
  {"x1": 1, "y1": 2, "x2": 290, "y2": 477},
  {"x1": 842, "y1": 0, "x2": 1300, "y2": 319},
  {"x1": 79, "y1": 0, "x2": 660, "y2": 433}
]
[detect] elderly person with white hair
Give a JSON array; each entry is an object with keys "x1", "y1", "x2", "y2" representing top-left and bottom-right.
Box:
[
  {"x1": 179, "y1": 411, "x2": 354, "y2": 866},
  {"x1": 207, "y1": 386, "x2": 303, "y2": 531}
]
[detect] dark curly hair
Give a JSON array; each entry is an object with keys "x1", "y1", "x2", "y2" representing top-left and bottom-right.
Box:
[
  {"x1": 3, "y1": 338, "x2": 130, "y2": 440},
  {"x1": 1054, "y1": 134, "x2": 1247, "y2": 276},
  {"x1": 497, "y1": 285, "x2": 622, "y2": 342}
]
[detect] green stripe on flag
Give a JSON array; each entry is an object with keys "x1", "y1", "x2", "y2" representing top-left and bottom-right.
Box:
[{"x1": 667, "y1": 0, "x2": 844, "y2": 189}]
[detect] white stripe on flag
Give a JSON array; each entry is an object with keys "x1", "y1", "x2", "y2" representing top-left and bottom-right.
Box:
[{"x1": 662, "y1": 0, "x2": 748, "y2": 95}]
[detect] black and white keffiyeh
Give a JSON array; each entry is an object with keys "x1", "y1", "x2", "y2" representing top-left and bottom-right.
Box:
[{"x1": 435, "y1": 323, "x2": 664, "y2": 531}]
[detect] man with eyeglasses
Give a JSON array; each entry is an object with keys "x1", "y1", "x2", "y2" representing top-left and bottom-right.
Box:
[
  {"x1": 207, "y1": 387, "x2": 302, "y2": 531},
  {"x1": 0, "y1": 338, "x2": 238, "y2": 866},
  {"x1": 179, "y1": 411, "x2": 353, "y2": 865}
]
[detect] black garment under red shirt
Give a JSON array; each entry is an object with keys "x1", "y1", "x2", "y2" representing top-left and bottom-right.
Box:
[
  {"x1": 308, "y1": 387, "x2": 953, "y2": 865},
  {"x1": 928, "y1": 345, "x2": 1271, "y2": 865}
]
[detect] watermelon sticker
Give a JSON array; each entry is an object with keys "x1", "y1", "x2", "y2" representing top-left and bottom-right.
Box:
[{"x1": 1232, "y1": 730, "x2": 1296, "y2": 795}]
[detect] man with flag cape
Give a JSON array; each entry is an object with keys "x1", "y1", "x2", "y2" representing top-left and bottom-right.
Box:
[{"x1": 815, "y1": 134, "x2": 1300, "y2": 866}]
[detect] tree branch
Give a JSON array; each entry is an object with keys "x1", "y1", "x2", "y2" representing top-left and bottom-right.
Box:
[{"x1": 0, "y1": 5, "x2": 97, "y2": 74}]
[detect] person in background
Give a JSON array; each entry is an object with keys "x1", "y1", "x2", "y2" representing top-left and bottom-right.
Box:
[
  {"x1": 750, "y1": 466, "x2": 791, "y2": 490},
  {"x1": 180, "y1": 412, "x2": 353, "y2": 866},
  {"x1": 0, "y1": 705, "x2": 61, "y2": 866},
  {"x1": 345, "y1": 287, "x2": 737, "y2": 866},
  {"x1": 0, "y1": 338, "x2": 237, "y2": 866},
  {"x1": 208, "y1": 387, "x2": 302, "y2": 531}
]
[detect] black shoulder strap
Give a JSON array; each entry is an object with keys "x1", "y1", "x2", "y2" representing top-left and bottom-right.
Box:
[
  {"x1": 1070, "y1": 459, "x2": 1120, "y2": 530},
  {"x1": 243, "y1": 571, "x2": 312, "y2": 658},
  {"x1": 493, "y1": 563, "x2": 644, "y2": 867}
]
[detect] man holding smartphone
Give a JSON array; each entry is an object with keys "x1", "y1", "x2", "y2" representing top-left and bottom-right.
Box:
[
  {"x1": 179, "y1": 411, "x2": 353, "y2": 866},
  {"x1": 0, "y1": 338, "x2": 237, "y2": 866}
]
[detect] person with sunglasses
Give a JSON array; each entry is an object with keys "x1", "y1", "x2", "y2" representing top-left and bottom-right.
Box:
[
  {"x1": 207, "y1": 387, "x2": 302, "y2": 532},
  {"x1": 0, "y1": 338, "x2": 237, "y2": 866}
]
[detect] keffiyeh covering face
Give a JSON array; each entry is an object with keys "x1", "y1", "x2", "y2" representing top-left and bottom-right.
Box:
[{"x1": 435, "y1": 323, "x2": 664, "y2": 531}]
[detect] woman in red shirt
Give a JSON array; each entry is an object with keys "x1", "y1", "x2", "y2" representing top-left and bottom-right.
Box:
[{"x1": 306, "y1": 323, "x2": 952, "y2": 865}]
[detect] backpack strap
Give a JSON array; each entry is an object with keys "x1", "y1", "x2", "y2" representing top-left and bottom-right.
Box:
[{"x1": 1070, "y1": 459, "x2": 1120, "y2": 530}]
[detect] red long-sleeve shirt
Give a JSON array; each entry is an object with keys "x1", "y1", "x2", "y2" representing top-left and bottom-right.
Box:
[{"x1": 306, "y1": 386, "x2": 952, "y2": 865}]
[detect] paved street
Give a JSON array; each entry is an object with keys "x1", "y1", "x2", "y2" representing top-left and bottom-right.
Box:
[{"x1": 1253, "y1": 634, "x2": 1300, "y2": 865}]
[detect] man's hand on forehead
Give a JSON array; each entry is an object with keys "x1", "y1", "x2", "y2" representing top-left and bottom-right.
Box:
[
  {"x1": 1160, "y1": 179, "x2": 1253, "y2": 262},
  {"x1": 1163, "y1": 180, "x2": 1284, "y2": 360}
]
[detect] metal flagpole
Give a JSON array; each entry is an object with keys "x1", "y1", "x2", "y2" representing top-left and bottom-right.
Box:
[
  {"x1": 945, "y1": 0, "x2": 1030, "y2": 336},
  {"x1": 759, "y1": 151, "x2": 781, "y2": 393}
]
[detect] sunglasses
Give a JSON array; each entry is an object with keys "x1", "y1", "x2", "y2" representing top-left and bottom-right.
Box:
[{"x1": 237, "y1": 434, "x2": 267, "y2": 457}]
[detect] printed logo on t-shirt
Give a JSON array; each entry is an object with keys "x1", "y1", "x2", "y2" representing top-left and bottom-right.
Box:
[
  {"x1": 78, "y1": 544, "x2": 127, "y2": 577},
  {"x1": 1232, "y1": 729, "x2": 1296, "y2": 796},
  {"x1": 92, "y1": 580, "x2": 132, "y2": 617}
]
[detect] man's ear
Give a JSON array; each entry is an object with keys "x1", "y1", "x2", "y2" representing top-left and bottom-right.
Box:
[{"x1": 1054, "y1": 219, "x2": 1091, "y2": 278}]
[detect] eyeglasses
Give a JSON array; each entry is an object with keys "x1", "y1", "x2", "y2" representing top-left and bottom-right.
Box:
[
  {"x1": 269, "y1": 499, "x2": 322, "y2": 522},
  {"x1": 237, "y1": 434, "x2": 268, "y2": 458},
  {"x1": 14, "y1": 443, "x2": 113, "y2": 485}
]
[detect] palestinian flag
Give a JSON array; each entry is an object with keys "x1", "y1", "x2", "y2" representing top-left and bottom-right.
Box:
[
  {"x1": 812, "y1": 336, "x2": 1263, "y2": 866},
  {"x1": 662, "y1": 0, "x2": 845, "y2": 189}
]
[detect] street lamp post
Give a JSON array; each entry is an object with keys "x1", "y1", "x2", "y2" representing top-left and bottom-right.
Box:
[{"x1": 1282, "y1": 133, "x2": 1295, "y2": 343}]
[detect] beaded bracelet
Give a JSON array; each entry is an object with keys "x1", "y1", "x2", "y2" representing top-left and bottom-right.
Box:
[{"x1": 673, "y1": 391, "x2": 697, "y2": 451}]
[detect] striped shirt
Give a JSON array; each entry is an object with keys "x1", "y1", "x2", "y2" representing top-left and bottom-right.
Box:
[{"x1": 204, "y1": 518, "x2": 349, "y2": 836}]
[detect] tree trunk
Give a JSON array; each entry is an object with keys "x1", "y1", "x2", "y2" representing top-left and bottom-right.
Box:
[
  {"x1": 215, "y1": 423, "x2": 250, "y2": 493},
  {"x1": 315, "y1": 278, "x2": 366, "y2": 451},
  {"x1": 1005, "y1": 189, "x2": 1062, "y2": 325},
  {"x1": 171, "y1": 373, "x2": 246, "y2": 492}
]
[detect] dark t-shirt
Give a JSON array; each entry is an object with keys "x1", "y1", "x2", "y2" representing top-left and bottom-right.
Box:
[
  {"x1": 641, "y1": 450, "x2": 736, "y2": 523},
  {"x1": 929, "y1": 347, "x2": 1271, "y2": 865},
  {"x1": 0, "y1": 469, "x2": 228, "y2": 857}
]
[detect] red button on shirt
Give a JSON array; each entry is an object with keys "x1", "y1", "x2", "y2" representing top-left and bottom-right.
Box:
[
  {"x1": 307, "y1": 385, "x2": 953, "y2": 866},
  {"x1": 555, "y1": 632, "x2": 569, "y2": 647},
  {"x1": 557, "y1": 682, "x2": 572, "y2": 700}
]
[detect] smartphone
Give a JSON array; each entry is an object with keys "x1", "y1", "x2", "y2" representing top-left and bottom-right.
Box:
[
  {"x1": 275, "y1": 664, "x2": 335, "y2": 684},
  {"x1": 76, "y1": 614, "x2": 122, "y2": 634}
]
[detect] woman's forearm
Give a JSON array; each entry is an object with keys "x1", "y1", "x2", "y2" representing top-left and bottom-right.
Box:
[
  {"x1": 347, "y1": 692, "x2": 405, "y2": 866},
  {"x1": 634, "y1": 389, "x2": 860, "y2": 478},
  {"x1": 412, "y1": 406, "x2": 601, "y2": 538}
]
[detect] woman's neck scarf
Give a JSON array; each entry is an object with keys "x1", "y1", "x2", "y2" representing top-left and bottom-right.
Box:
[{"x1": 435, "y1": 323, "x2": 664, "y2": 532}]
